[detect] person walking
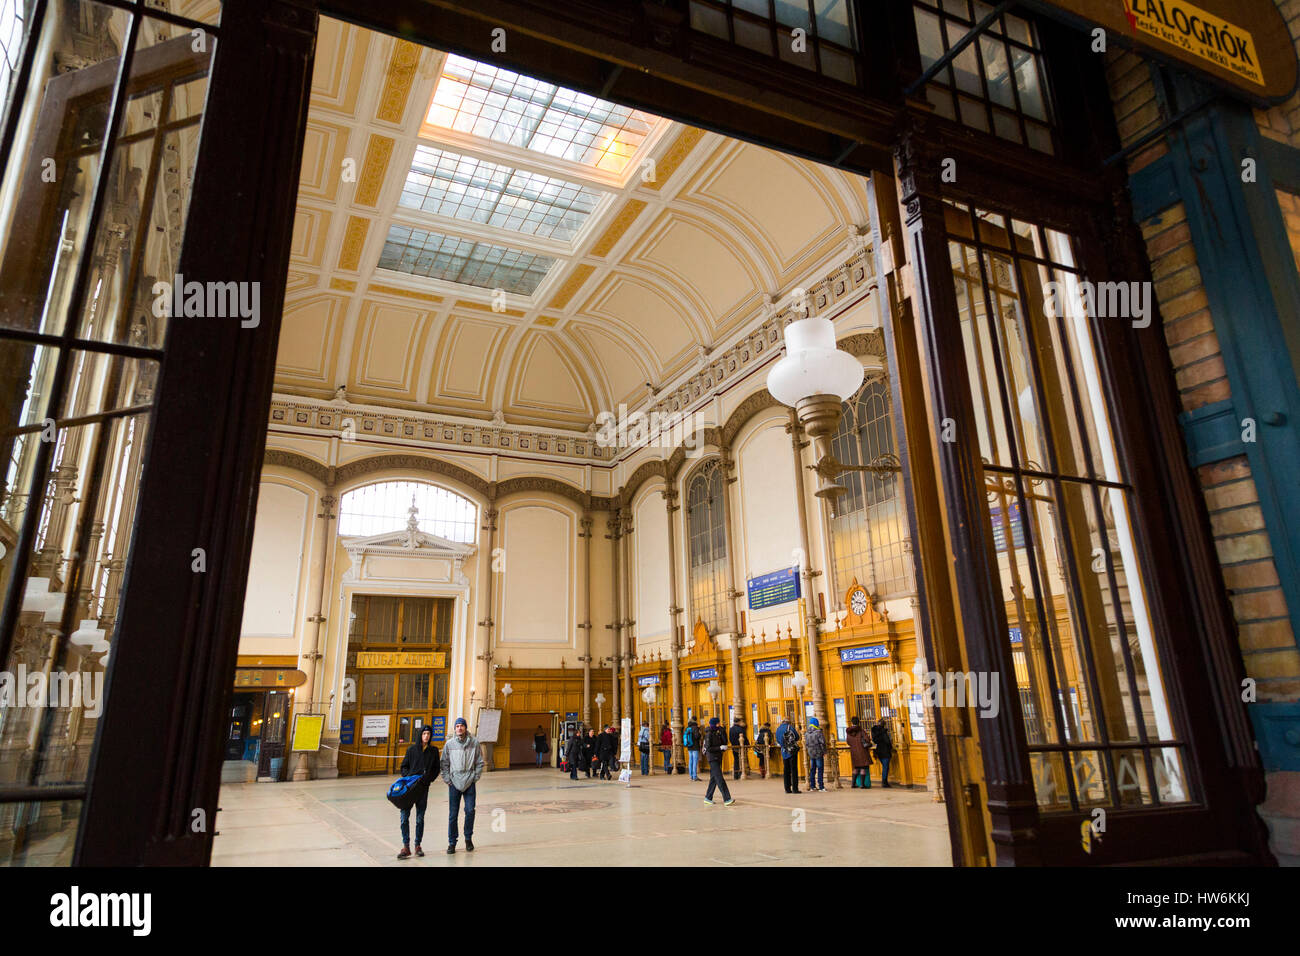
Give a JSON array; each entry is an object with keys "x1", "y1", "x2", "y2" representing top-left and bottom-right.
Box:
[
  {"x1": 871, "y1": 717, "x2": 894, "y2": 788},
  {"x1": 440, "y1": 717, "x2": 484, "y2": 854},
  {"x1": 584, "y1": 727, "x2": 598, "y2": 778},
  {"x1": 845, "y1": 715, "x2": 873, "y2": 788},
  {"x1": 565, "y1": 728, "x2": 583, "y2": 780},
  {"x1": 533, "y1": 724, "x2": 549, "y2": 769},
  {"x1": 396, "y1": 725, "x2": 439, "y2": 859},
  {"x1": 684, "y1": 717, "x2": 702, "y2": 781},
  {"x1": 754, "y1": 721, "x2": 773, "y2": 778},
  {"x1": 659, "y1": 721, "x2": 673, "y2": 774},
  {"x1": 597, "y1": 725, "x2": 616, "y2": 780},
  {"x1": 805, "y1": 717, "x2": 827, "y2": 792},
  {"x1": 638, "y1": 720, "x2": 651, "y2": 775},
  {"x1": 728, "y1": 717, "x2": 749, "y2": 780},
  {"x1": 701, "y1": 717, "x2": 735, "y2": 806},
  {"x1": 774, "y1": 715, "x2": 801, "y2": 794}
]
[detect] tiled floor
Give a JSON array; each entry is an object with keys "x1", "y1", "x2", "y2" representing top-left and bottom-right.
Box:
[{"x1": 213, "y1": 768, "x2": 952, "y2": 866}]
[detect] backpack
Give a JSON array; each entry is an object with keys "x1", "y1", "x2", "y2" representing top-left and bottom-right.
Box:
[
  {"x1": 783, "y1": 725, "x2": 800, "y2": 752},
  {"x1": 684, "y1": 726, "x2": 697, "y2": 749}
]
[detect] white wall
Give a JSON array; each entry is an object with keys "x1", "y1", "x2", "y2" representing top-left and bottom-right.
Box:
[
  {"x1": 240, "y1": 481, "x2": 311, "y2": 644},
  {"x1": 497, "y1": 500, "x2": 575, "y2": 648},
  {"x1": 634, "y1": 486, "x2": 670, "y2": 652}
]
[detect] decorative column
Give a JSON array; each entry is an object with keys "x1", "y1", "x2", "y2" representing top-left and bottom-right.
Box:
[
  {"x1": 475, "y1": 499, "x2": 498, "y2": 734},
  {"x1": 580, "y1": 512, "x2": 593, "y2": 724},
  {"x1": 664, "y1": 485, "x2": 684, "y2": 771},
  {"x1": 621, "y1": 508, "x2": 635, "y2": 716},
  {"x1": 607, "y1": 511, "x2": 622, "y2": 725},
  {"x1": 719, "y1": 447, "x2": 749, "y2": 777},
  {"x1": 292, "y1": 489, "x2": 336, "y2": 781},
  {"x1": 787, "y1": 409, "x2": 839, "y2": 788}
]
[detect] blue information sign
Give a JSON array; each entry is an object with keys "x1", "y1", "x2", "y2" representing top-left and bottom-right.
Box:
[
  {"x1": 637, "y1": 674, "x2": 661, "y2": 686},
  {"x1": 747, "y1": 566, "x2": 801, "y2": 611},
  {"x1": 430, "y1": 715, "x2": 446, "y2": 742},
  {"x1": 1009, "y1": 627, "x2": 1022, "y2": 644},
  {"x1": 689, "y1": 667, "x2": 718, "y2": 681},
  {"x1": 339, "y1": 718, "x2": 354, "y2": 746},
  {"x1": 754, "y1": 657, "x2": 791, "y2": 674},
  {"x1": 839, "y1": 644, "x2": 889, "y2": 664}
]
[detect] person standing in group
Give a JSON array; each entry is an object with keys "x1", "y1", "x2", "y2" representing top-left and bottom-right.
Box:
[
  {"x1": 701, "y1": 717, "x2": 735, "y2": 806},
  {"x1": 584, "y1": 727, "x2": 598, "y2": 779},
  {"x1": 638, "y1": 720, "x2": 651, "y2": 775},
  {"x1": 774, "y1": 715, "x2": 801, "y2": 794},
  {"x1": 871, "y1": 717, "x2": 894, "y2": 788},
  {"x1": 845, "y1": 715, "x2": 873, "y2": 789},
  {"x1": 597, "y1": 725, "x2": 616, "y2": 780},
  {"x1": 754, "y1": 721, "x2": 773, "y2": 778},
  {"x1": 565, "y1": 727, "x2": 583, "y2": 780},
  {"x1": 804, "y1": 717, "x2": 827, "y2": 792},
  {"x1": 533, "y1": 724, "x2": 549, "y2": 769},
  {"x1": 396, "y1": 725, "x2": 439, "y2": 859},
  {"x1": 440, "y1": 717, "x2": 484, "y2": 854},
  {"x1": 684, "y1": 717, "x2": 702, "y2": 781},
  {"x1": 728, "y1": 717, "x2": 749, "y2": 780},
  {"x1": 659, "y1": 720, "x2": 673, "y2": 774}
]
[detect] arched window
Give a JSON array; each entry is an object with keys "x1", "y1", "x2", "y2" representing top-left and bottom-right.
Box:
[
  {"x1": 827, "y1": 379, "x2": 913, "y2": 600},
  {"x1": 338, "y1": 480, "x2": 477, "y2": 542},
  {"x1": 686, "y1": 460, "x2": 729, "y2": 635}
]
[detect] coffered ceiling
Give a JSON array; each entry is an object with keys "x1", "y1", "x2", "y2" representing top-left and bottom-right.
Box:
[{"x1": 277, "y1": 17, "x2": 872, "y2": 432}]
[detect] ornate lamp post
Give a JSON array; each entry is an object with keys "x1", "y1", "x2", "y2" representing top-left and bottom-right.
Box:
[{"x1": 595, "y1": 692, "x2": 606, "y2": 729}]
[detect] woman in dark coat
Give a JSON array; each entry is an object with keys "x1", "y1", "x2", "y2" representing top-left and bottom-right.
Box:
[
  {"x1": 565, "y1": 730, "x2": 584, "y2": 780},
  {"x1": 871, "y1": 718, "x2": 894, "y2": 788},
  {"x1": 596, "y1": 726, "x2": 616, "y2": 779},
  {"x1": 845, "y1": 715, "x2": 873, "y2": 789},
  {"x1": 583, "y1": 727, "x2": 598, "y2": 778}
]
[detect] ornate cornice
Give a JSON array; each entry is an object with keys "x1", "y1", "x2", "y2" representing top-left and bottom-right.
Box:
[
  {"x1": 269, "y1": 396, "x2": 612, "y2": 464},
  {"x1": 262, "y1": 448, "x2": 331, "y2": 483}
]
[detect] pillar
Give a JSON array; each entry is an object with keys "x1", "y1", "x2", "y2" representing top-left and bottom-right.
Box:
[
  {"x1": 607, "y1": 511, "x2": 621, "y2": 725},
  {"x1": 719, "y1": 447, "x2": 749, "y2": 777},
  {"x1": 580, "y1": 512, "x2": 593, "y2": 724},
  {"x1": 664, "y1": 485, "x2": 684, "y2": 770},
  {"x1": 621, "y1": 508, "x2": 635, "y2": 720},
  {"x1": 292, "y1": 489, "x2": 335, "y2": 781}
]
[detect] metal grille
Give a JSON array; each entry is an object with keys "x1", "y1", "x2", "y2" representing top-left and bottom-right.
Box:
[
  {"x1": 688, "y1": 0, "x2": 860, "y2": 85},
  {"x1": 686, "y1": 459, "x2": 728, "y2": 634}
]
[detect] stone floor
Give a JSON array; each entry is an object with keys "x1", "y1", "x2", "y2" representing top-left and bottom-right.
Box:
[{"x1": 213, "y1": 766, "x2": 952, "y2": 866}]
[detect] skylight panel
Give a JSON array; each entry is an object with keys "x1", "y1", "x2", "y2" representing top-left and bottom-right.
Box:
[
  {"x1": 400, "y1": 145, "x2": 601, "y2": 241},
  {"x1": 378, "y1": 224, "x2": 555, "y2": 295},
  {"x1": 427, "y1": 54, "x2": 656, "y2": 173}
]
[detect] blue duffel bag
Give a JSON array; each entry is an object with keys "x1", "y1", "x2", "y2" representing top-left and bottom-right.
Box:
[{"x1": 387, "y1": 773, "x2": 427, "y2": 811}]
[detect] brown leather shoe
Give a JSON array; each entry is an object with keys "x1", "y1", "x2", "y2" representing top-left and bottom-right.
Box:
[
  {"x1": 414, "y1": 845, "x2": 424, "y2": 857},
  {"x1": 397, "y1": 846, "x2": 411, "y2": 860}
]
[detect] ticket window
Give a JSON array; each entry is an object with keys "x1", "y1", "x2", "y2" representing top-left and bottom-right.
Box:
[{"x1": 850, "y1": 663, "x2": 903, "y2": 752}]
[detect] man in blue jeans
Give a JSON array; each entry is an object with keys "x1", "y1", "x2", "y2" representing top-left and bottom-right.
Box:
[
  {"x1": 440, "y1": 717, "x2": 484, "y2": 854},
  {"x1": 638, "y1": 721, "x2": 650, "y2": 775},
  {"x1": 396, "y1": 725, "x2": 439, "y2": 859}
]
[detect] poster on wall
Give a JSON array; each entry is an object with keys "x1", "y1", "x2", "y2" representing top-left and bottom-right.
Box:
[
  {"x1": 908, "y1": 695, "x2": 926, "y2": 743},
  {"x1": 476, "y1": 708, "x2": 501, "y2": 743},
  {"x1": 361, "y1": 714, "x2": 389, "y2": 739},
  {"x1": 290, "y1": 713, "x2": 324, "y2": 752},
  {"x1": 620, "y1": 716, "x2": 632, "y2": 763},
  {"x1": 834, "y1": 698, "x2": 848, "y2": 742},
  {"x1": 430, "y1": 715, "x2": 446, "y2": 742}
]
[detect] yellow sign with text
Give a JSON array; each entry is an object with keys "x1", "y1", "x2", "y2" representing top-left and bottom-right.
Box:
[
  {"x1": 1123, "y1": 0, "x2": 1263, "y2": 87},
  {"x1": 355, "y1": 651, "x2": 446, "y2": 669}
]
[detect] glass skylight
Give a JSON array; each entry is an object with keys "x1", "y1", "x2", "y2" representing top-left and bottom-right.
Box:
[
  {"x1": 426, "y1": 54, "x2": 657, "y2": 174},
  {"x1": 400, "y1": 145, "x2": 601, "y2": 241},
  {"x1": 378, "y1": 224, "x2": 555, "y2": 295}
]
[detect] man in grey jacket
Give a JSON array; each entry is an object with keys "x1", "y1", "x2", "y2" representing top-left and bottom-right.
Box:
[{"x1": 440, "y1": 716, "x2": 485, "y2": 854}]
